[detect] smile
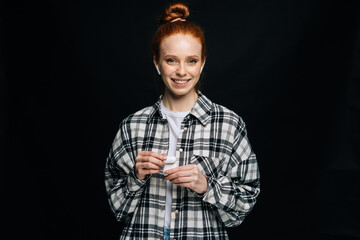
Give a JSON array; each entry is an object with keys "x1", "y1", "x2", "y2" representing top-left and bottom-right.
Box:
[{"x1": 171, "y1": 78, "x2": 191, "y2": 86}]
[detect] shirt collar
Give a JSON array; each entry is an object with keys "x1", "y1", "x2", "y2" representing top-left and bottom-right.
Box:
[{"x1": 147, "y1": 91, "x2": 213, "y2": 126}]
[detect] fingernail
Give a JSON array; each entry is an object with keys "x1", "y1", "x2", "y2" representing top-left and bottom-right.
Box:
[{"x1": 162, "y1": 156, "x2": 167, "y2": 160}]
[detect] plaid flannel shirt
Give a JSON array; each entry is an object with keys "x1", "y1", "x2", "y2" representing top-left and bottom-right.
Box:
[{"x1": 105, "y1": 92, "x2": 260, "y2": 240}]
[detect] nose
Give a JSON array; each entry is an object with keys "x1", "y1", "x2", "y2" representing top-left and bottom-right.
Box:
[{"x1": 176, "y1": 63, "x2": 186, "y2": 76}]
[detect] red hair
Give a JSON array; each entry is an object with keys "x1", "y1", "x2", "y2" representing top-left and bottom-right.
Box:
[{"x1": 151, "y1": 2, "x2": 206, "y2": 63}]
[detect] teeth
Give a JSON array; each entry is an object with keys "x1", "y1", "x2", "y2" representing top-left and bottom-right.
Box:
[{"x1": 174, "y1": 80, "x2": 188, "y2": 84}]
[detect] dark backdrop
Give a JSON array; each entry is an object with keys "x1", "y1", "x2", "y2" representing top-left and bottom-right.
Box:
[{"x1": 1, "y1": 1, "x2": 360, "y2": 239}]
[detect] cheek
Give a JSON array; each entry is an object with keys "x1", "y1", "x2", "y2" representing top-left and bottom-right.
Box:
[
  {"x1": 190, "y1": 66, "x2": 201, "y2": 76},
  {"x1": 160, "y1": 64, "x2": 174, "y2": 76}
]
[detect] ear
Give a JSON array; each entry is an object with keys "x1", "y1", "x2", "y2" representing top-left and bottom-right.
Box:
[
  {"x1": 153, "y1": 57, "x2": 161, "y2": 75},
  {"x1": 200, "y1": 59, "x2": 206, "y2": 74}
]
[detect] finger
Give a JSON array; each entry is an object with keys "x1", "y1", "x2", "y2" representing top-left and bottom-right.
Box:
[
  {"x1": 170, "y1": 176, "x2": 193, "y2": 184},
  {"x1": 140, "y1": 169, "x2": 161, "y2": 175},
  {"x1": 138, "y1": 151, "x2": 166, "y2": 159},
  {"x1": 136, "y1": 156, "x2": 166, "y2": 167},
  {"x1": 137, "y1": 155, "x2": 166, "y2": 166},
  {"x1": 164, "y1": 164, "x2": 196, "y2": 175},
  {"x1": 138, "y1": 151, "x2": 167, "y2": 160},
  {"x1": 136, "y1": 169, "x2": 161, "y2": 179},
  {"x1": 136, "y1": 162, "x2": 161, "y2": 170},
  {"x1": 165, "y1": 169, "x2": 194, "y2": 181}
]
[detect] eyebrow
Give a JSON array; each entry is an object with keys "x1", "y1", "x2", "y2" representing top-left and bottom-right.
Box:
[
  {"x1": 163, "y1": 55, "x2": 200, "y2": 59},
  {"x1": 186, "y1": 55, "x2": 200, "y2": 59}
]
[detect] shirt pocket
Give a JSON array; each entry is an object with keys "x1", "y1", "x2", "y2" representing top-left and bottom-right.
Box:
[{"x1": 190, "y1": 155, "x2": 225, "y2": 178}]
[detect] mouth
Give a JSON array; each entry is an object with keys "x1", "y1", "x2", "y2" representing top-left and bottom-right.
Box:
[{"x1": 171, "y1": 78, "x2": 191, "y2": 87}]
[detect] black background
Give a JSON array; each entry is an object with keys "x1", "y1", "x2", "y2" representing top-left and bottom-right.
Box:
[{"x1": 1, "y1": 0, "x2": 360, "y2": 239}]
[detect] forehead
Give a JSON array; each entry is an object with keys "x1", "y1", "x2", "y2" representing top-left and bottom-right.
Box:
[{"x1": 160, "y1": 34, "x2": 202, "y2": 57}]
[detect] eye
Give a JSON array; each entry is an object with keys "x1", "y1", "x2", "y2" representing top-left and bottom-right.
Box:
[
  {"x1": 166, "y1": 58, "x2": 177, "y2": 64},
  {"x1": 188, "y1": 59, "x2": 198, "y2": 64}
]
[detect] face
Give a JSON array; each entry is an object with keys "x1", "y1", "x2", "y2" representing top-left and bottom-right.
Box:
[{"x1": 154, "y1": 33, "x2": 205, "y2": 98}]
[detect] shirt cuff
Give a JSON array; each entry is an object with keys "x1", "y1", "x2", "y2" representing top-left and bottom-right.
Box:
[
  {"x1": 127, "y1": 171, "x2": 150, "y2": 192},
  {"x1": 200, "y1": 176, "x2": 216, "y2": 201}
]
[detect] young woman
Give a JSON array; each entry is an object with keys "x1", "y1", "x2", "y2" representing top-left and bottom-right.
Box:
[{"x1": 105, "y1": 3, "x2": 260, "y2": 239}]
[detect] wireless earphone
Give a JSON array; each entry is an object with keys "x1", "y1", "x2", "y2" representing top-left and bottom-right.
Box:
[
  {"x1": 200, "y1": 61, "x2": 205, "y2": 74},
  {"x1": 155, "y1": 65, "x2": 161, "y2": 75}
]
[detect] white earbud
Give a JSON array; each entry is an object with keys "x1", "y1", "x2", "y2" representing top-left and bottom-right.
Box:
[
  {"x1": 155, "y1": 65, "x2": 161, "y2": 75},
  {"x1": 200, "y1": 61, "x2": 205, "y2": 74}
]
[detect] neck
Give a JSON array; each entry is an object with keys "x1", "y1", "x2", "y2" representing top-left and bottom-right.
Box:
[{"x1": 162, "y1": 90, "x2": 198, "y2": 112}]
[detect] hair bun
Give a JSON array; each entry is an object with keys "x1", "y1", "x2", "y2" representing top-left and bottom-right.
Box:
[{"x1": 161, "y1": 2, "x2": 190, "y2": 23}]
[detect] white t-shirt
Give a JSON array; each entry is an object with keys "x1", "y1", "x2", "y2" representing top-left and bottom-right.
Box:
[{"x1": 160, "y1": 101, "x2": 190, "y2": 229}]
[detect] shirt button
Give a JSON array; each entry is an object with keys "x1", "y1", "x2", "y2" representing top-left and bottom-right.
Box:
[
  {"x1": 183, "y1": 127, "x2": 187, "y2": 131},
  {"x1": 179, "y1": 148, "x2": 183, "y2": 152},
  {"x1": 175, "y1": 210, "x2": 179, "y2": 214}
]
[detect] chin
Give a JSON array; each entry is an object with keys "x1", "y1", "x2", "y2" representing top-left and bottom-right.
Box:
[{"x1": 168, "y1": 87, "x2": 194, "y2": 97}]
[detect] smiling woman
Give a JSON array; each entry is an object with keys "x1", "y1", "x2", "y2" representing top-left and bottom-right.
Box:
[
  {"x1": 155, "y1": 33, "x2": 204, "y2": 111},
  {"x1": 151, "y1": 2, "x2": 206, "y2": 96},
  {"x1": 104, "y1": 2, "x2": 260, "y2": 240}
]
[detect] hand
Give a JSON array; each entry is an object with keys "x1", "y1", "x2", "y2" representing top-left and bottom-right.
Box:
[
  {"x1": 164, "y1": 164, "x2": 208, "y2": 195},
  {"x1": 135, "y1": 151, "x2": 167, "y2": 180}
]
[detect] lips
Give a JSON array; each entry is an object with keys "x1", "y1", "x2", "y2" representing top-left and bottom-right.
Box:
[{"x1": 171, "y1": 78, "x2": 191, "y2": 86}]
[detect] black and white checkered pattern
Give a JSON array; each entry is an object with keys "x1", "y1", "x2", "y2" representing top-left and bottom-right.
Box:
[{"x1": 105, "y1": 92, "x2": 260, "y2": 240}]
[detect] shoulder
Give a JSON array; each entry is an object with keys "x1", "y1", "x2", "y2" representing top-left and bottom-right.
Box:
[
  {"x1": 119, "y1": 105, "x2": 155, "y2": 130},
  {"x1": 210, "y1": 102, "x2": 246, "y2": 131}
]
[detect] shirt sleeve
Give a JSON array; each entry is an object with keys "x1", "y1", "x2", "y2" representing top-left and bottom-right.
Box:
[
  {"x1": 104, "y1": 121, "x2": 149, "y2": 222},
  {"x1": 201, "y1": 118, "x2": 260, "y2": 227}
]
